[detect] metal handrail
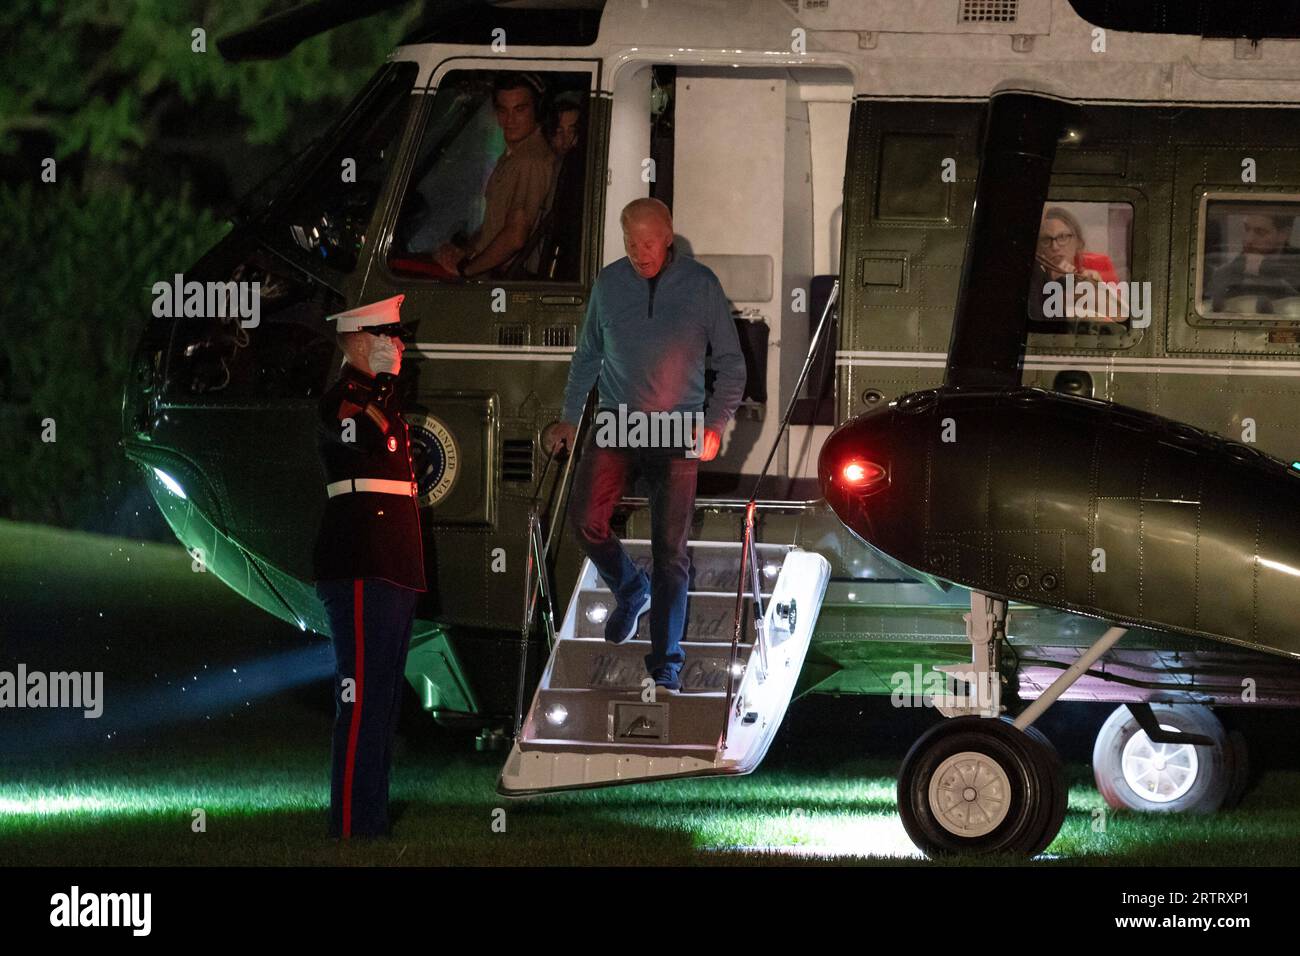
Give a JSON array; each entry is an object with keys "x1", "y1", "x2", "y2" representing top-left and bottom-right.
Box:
[
  {"x1": 721, "y1": 279, "x2": 839, "y2": 751},
  {"x1": 748, "y1": 517, "x2": 769, "y2": 680},
  {"x1": 513, "y1": 508, "x2": 552, "y2": 737},
  {"x1": 512, "y1": 397, "x2": 594, "y2": 739},
  {"x1": 617, "y1": 496, "x2": 822, "y2": 511},
  {"x1": 721, "y1": 499, "x2": 756, "y2": 746},
  {"x1": 544, "y1": 400, "x2": 592, "y2": 556}
]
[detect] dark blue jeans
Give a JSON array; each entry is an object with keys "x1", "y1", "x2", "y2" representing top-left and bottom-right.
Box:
[
  {"x1": 568, "y1": 426, "x2": 698, "y2": 679},
  {"x1": 316, "y1": 578, "x2": 420, "y2": 838}
]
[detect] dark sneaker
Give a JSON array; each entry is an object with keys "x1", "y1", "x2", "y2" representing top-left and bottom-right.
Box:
[
  {"x1": 605, "y1": 574, "x2": 651, "y2": 644},
  {"x1": 650, "y1": 667, "x2": 681, "y2": 692}
]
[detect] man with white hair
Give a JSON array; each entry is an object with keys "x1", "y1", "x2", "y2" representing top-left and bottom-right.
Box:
[{"x1": 547, "y1": 198, "x2": 746, "y2": 690}]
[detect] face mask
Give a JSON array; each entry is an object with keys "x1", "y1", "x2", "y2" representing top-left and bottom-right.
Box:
[{"x1": 367, "y1": 335, "x2": 401, "y2": 376}]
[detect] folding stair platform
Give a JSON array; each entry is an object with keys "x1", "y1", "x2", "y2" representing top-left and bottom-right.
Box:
[{"x1": 498, "y1": 538, "x2": 830, "y2": 794}]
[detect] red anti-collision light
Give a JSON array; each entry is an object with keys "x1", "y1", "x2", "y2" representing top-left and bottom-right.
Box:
[{"x1": 841, "y1": 458, "x2": 886, "y2": 488}]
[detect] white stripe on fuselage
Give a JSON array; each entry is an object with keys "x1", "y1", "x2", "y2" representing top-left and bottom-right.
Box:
[
  {"x1": 835, "y1": 350, "x2": 1300, "y2": 376},
  {"x1": 407, "y1": 344, "x2": 1300, "y2": 376},
  {"x1": 413, "y1": 343, "x2": 576, "y2": 362}
]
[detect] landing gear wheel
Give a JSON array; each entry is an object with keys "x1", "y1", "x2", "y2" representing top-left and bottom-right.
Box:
[
  {"x1": 1222, "y1": 727, "x2": 1252, "y2": 810},
  {"x1": 1023, "y1": 725, "x2": 1068, "y2": 856},
  {"x1": 1092, "y1": 704, "x2": 1232, "y2": 813},
  {"x1": 898, "y1": 716, "x2": 1062, "y2": 858}
]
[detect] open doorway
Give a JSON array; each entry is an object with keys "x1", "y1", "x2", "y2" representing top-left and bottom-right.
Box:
[{"x1": 603, "y1": 62, "x2": 853, "y2": 500}]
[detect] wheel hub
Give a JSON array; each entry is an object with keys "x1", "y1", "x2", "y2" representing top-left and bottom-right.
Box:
[
  {"x1": 928, "y1": 750, "x2": 1012, "y2": 837},
  {"x1": 1121, "y1": 724, "x2": 1199, "y2": 804}
]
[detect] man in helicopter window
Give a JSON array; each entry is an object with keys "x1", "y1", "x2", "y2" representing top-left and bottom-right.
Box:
[
  {"x1": 432, "y1": 72, "x2": 556, "y2": 279},
  {"x1": 1207, "y1": 211, "x2": 1300, "y2": 314},
  {"x1": 538, "y1": 90, "x2": 586, "y2": 280},
  {"x1": 313, "y1": 295, "x2": 425, "y2": 839}
]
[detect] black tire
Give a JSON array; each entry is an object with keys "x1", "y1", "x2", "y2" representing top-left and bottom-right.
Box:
[
  {"x1": 1222, "y1": 727, "x2": 1252, "y2": 810},
  {"x1": 1023, "y1": 724, "x2": 1068, "y2": 856},
  {"x1": 1092, "y1": 704, "x2": 1232, "y2": 813},
  {"x1": 897, "y1": 716, "x2": 1057, "y2": 858}
]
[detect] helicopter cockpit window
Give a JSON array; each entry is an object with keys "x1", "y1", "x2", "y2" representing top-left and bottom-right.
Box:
[
  {"x1": 1027, "y1": 201, "x2": 1135, "y2": 336},
  {"x1": 388, "y1": 70, "x2": 589, "y2": 283},
  {"x1": 273, "y1": 61, "x2": 417, "y2": 278},
  {"x1": 1197, "y1": 197, "x2": 1300, "y2": 320}
]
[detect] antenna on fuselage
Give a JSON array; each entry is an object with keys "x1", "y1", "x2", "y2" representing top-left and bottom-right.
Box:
[{"x1": 1067, "y1": 0, "x2": 1300, "y2": 40}]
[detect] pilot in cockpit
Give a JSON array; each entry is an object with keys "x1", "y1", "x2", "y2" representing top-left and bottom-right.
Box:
[{"x1": 431, "y1": 72, "x2": 556, "y2": 280}]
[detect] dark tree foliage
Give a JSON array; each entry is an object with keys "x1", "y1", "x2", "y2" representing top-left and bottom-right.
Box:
[{"x1": 0, "y1": 0, "x2": 419, "y2": 531}]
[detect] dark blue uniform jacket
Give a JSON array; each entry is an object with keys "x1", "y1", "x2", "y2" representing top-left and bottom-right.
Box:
[{"x1": 312, "y1": 362, "x2": 426, "y2": 592}]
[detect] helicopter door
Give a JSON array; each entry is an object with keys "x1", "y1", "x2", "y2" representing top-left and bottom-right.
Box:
[
  {"x1": 354, "y1": 57, "x2": 605, "y2": 566},
  {"x1": 602, "y1": 63, "x2": 853, "y2": 499}
]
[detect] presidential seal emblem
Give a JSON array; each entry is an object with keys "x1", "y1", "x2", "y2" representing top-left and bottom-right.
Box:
[{"x1": 406, "y1": 412, "x2": 459, "y2": 507}]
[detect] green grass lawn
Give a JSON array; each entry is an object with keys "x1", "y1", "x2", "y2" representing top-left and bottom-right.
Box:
[
  {"x1": 4, "y1": 519, "x2": 1300, "y2": 866},
  {"x1": 5, "y1": 733, "x2": 1300, "y2": 866}
]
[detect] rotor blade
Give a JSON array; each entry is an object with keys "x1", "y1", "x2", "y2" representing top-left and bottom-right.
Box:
[
  {"x1": 943, "y1": 90, "x2": 1077, "y2": 390},
  {"x1": 216, "y1": 0, "x2": 416, "y2": 62},
  {"x1": 1069, "y1": 0, "x2": 1300, "y2": 40}
]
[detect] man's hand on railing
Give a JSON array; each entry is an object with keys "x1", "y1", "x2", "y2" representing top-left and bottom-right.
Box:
[{"x1": 543, "y1": 420, "x2": 577, "y2": 457}]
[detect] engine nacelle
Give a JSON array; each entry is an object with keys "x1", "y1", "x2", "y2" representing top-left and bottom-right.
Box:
[{"x1": 818, "y1": 387, "x2": 1300, "y2": 660}]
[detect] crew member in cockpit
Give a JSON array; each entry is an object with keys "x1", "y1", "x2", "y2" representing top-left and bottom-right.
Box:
[
  {"x1": 313, "y1": 294, "x2": 425, "y2": 840},
  {"x1": 433, "y1": 72, "x2": 556, "y2": 280}
]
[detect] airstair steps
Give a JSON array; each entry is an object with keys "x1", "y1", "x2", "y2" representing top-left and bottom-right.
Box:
[
  {"x1": 571, "y1": 591, "x2": 765, "y2": 642},
  {"x1": 548, "y1": 638, "x2": 743, "y2": 691},
  {"x1": 525, "y1": 686, "x2": 729, "y2": 748},
  {"x1": 576, "y1": 539, "x2": 792, "y2": 594},
  {"x1": 499, "y1": 543, "x2": 832, "y2": 794}
]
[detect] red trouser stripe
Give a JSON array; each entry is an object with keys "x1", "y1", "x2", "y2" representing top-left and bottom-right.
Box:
[{"x1": 342, "y1": 578, "x2": 366, "y2": 838}]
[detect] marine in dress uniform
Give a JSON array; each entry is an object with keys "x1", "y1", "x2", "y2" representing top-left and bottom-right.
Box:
[{"x1": 312, "y1": 294, "x2": 426, "y2": 839}]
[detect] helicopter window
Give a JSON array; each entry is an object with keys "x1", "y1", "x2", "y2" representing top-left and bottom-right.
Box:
[
  {"x1": 387, "y1": 69, "x2": 589, "y2": 283},
  {"x1": 1196, "y1": 197, "x2": 1300, "y2": 320},
  {"x1": 1027, "y1": 200, "x2": 1135, "y2": 335},
  {"x1": 273, "y1": 61, "x2": 418, "y2": 278},
  {"x1": 165, "y1": 250, "x2": 341, "y2": 402}
]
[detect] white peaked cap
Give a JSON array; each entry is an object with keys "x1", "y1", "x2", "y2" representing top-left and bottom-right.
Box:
[{"x1": 326, "y1": 294, "x2": 406, "y2": 332}]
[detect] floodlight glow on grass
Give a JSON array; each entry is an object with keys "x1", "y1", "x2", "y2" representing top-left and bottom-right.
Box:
[
  {"x1": 0, "y1": 778, "x2": 327, "y2": 826},
  {"x1": 2, "y1": 645, "x2": 334, "y2": 760},
  {"x1": 0, "y1": 794, "x2": 120, "y2": 816},
  {"x1": 710, "y1": 814, "x2": 924, "y2": 860},
  {"x1": 694, "y1": 776, "x2": 927, "y2": 859}
]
